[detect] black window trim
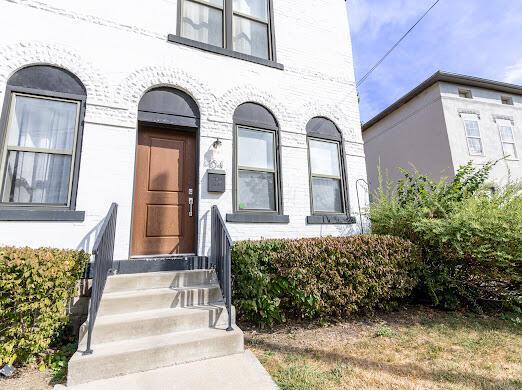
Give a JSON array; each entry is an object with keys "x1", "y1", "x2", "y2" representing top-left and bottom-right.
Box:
[
  {"x1": 305, "y1": 117, "x2": 355, "y2": 225},
  {"x1": 0, "y1": 75, "x2": 86, "y2": 222},
  {"x1": 171, "y1": 0, "x2": 283, "y2": 70},
  {"x1": 227, "y1": 103, "x2": 288, "y2": 223}
]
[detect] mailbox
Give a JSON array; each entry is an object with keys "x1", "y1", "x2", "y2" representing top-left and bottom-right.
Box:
[{"x1": 207, "y1": 169, "x2": 226, "y2": 193}]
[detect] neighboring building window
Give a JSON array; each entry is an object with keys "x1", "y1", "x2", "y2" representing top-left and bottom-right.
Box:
[
  {"x1": 501, "y1": 96, "x2": 514, "y2": 105},
  {"x1": 459, "y1": 89, "x2": 472, "y2": 99},
  {"x1": 0, "y1": 65, "x2": 86, "y2": 210},
  {"x1": 178, "y1": 0, "x2": 275, "y2": 61},
  {"x1": 306, "y1": 117, "x2": 347, "y2": 215},
  {"x1": 499, "y1": 123, "x2": 518, "y2": 159},
  {"x1": 233, "y1": 102, "x2": 281, "y2": 213},
  {"x1": 181, "y1": 0, "x2": 224, "y2": 47},
  {"x1": 463, "y1": 118, "x2": 483, "y2": 155}
]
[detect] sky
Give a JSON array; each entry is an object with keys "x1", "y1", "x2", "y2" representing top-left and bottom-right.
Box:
[{"x1": 346, "y1": 0, "x2": 522, "y2": 123}]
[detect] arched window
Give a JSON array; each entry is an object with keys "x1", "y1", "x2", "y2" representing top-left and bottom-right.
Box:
[
  {"x1": 227, "y1": 102, "x2": 288, "y2": 223},
  {"x1": 306, "y1": 117, "x2": 348, "y2": 217},
  {"x1": 0, "y1": 65, "x2": 86, "y2": 219}
]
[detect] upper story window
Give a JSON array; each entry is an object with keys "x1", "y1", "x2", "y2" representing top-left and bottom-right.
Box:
[
  {"x1": 463, "y1": 117, "x2": 484, "y2": 156},
  {"x1": 181, "y1": 0, "x2": 224, "y2": 47},
  {"x1": 177, "y1": 0, "x2": 276, "y2": 62},
  {"x1": 501, "y1": 96, "x2": 514, "y2": 105},
  {"x1": 306, "y1": 117, "x2": 348, "y2": 215},
  {"x1": 232, "y1": 0, "x2": 270, "y2": 59},
  {"x1": 459, "y1": 89, "x2": 473, "y2": 99},
  {"x1": 233, "y1": 102, "x2": 281, "y2": 213},
  {"x1": 0, "y1": 65, "x2": 86, "y2": 210},
  {"x1": 498, "y1": 122, "x2": 518, "y2": 160}
]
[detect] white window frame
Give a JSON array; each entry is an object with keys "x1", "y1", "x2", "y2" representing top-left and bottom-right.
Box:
[
  {"x1": 307, "y1": 137, "x2": 346, "y2": 215},
  {"x1": 497, "y1": 121, "x2": 518, "y2": 160},
  {"x1": 462, "y1": 115, "x2": 484, "y2": 156},
  {"x1": 0, "y1": 92, "x2": 81, "y2": 207}
]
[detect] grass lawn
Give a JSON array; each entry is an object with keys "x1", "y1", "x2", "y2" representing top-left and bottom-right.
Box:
[{"x1": 244, "y1": 306, "x2": 522, "y2": 390}]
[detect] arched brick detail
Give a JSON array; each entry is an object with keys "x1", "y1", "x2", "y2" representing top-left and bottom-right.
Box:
[
  {"x1": 211, "y1": 85, "x2": 291, "y2": 129},
  {"x1": 117, "y1": 66, "x2": 215, "y2": 119},
  {"x1": 298, "y1": 100, "x2": 358, "y2": 141},
  {"x1": 0, "y1": 41, "x2": 110, "y2": 103}
]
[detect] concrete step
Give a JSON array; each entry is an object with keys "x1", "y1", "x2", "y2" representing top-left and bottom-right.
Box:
[
  {"x1": 79, "y1": 304, "x2": 236, "y2": 345},
  {"x1": 68, "y1": 326, "x2": 244, "y2": 386},
  {"x1": 66, "y1": 351, "x2": 277, "y2": 390},
  {"x1": 104, "y1": 270, "x2": 218, "y2": 293},
  {"x1": 98, "y1": 284, "x2": 224, "y2": 316}
]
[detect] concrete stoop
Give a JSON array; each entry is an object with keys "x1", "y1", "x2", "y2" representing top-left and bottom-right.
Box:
[
  {"x1": 65, "y1": 351, "x2": 278, "y2": 390},
  {"x1": 67, "y1": 270, "x2": 246, "y2": 387}
]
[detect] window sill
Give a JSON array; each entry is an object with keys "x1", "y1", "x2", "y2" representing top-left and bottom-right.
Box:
[
  {"x1": 226, "y1": 213, "x2": 289, "y2": 224},
  {"x1": 306, "y1": 215, "x2": 356, "y2": 225},
  {"x1": 0, "y1": 208, "x2": 85, "y2": 221},
  {"x1": 167, "y1": 35, "x2": 284, "y2": 70}
]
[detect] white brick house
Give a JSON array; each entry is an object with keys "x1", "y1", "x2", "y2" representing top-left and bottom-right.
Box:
[{"x1": 0, "y1": 0, "x2": 367, "y2": 260}]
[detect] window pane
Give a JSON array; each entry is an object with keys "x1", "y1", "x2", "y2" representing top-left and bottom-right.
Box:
[
  {"x1": 233, "y1": 0, "x2": 268, "y2": 21},
  {"x1": 309, "y1": 140, "x2": 341, "y2": 177},
  {"x1": 503, "y1": 143, "x2": 518, "y2": 159},
  {"x1": 500, "y1": 126, "x2": 515, "y2": 143},
  {"x1": 238, "y1": 127, "x2": 274, "y2": 169},
  {"x1": 1, "y1": 151, "x2": 71, "y2": 205},
  {"x1": 233, "y1": 16, "x2": 269, "y2": 59},
  {"x1": 8, "y1": 95, "x2": 77, "y2": 151},
  {"x1": 182, "y1": 0, "x2": 223, "y2": 47},
  {"x1": 238, "y1": 170, "x2": 275, "y2": 210},
  {"x1": 464, "y1": 120, "x2": 480, "y2": 137},
  {"x1": 312, "y1": 177, "x2": 343, "y2": 213},
  {"x1": 467, "y1": 137, "x2": 483, "y2": 155}
]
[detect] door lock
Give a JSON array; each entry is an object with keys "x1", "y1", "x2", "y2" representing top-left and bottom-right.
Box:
[{"x1": 188, "y1": 188, "x2": 194, "y2": 217}]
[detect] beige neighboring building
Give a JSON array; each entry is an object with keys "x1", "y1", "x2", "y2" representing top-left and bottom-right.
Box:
[{"x1": 362, "y1": 71, "x2": 522, "y2": 194}]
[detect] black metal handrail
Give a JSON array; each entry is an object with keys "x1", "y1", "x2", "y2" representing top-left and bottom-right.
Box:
[
  {"x1": 210, "y1": 205, "x2": 233, "y2": 332},
  {"x1": 84, "y1": 203, "x2": 118, "y2": 355}
]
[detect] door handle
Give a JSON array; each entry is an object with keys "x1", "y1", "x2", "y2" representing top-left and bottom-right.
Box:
[{"x1": 188, "y1": 197, "x2": 194, "y2": 217}]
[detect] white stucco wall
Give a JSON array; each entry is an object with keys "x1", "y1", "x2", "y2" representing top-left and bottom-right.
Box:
[
  {"x1": 0, "y1": 0, "x2": 367, "y2": 259},
  {"x1": 439, "y1": 82, "x2": 522, "y2": 186},
  {"x1": 363, "y1": 83, "x2": 454, "y2": 195}
]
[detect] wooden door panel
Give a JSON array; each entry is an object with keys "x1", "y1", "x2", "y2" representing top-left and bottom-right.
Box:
[
  {"x1": 131, "y1": 126, "x2": 196, "y2": 256},
  {"x1": 148, "y1": 138, "x2": 184, "y2": 192}
]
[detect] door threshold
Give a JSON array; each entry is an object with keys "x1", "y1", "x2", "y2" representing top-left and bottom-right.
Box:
[{"x1": 130, "y1": 253, "x2": 197, "y2": 259}]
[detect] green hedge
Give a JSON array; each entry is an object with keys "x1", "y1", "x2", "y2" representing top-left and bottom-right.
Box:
[
  {"x1": 232, "y1": 235, "x2": 422, "y2": 326},
  {"x1": 0, "y1": 247, "x2": 89, "y2": 366}
]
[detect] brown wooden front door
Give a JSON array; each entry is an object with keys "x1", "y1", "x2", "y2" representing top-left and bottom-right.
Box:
[{"x1": 131, "y1": 126, "x2": 196, "y2": 256}]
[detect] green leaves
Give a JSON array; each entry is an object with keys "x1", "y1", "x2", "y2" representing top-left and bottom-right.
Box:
[
  {"x1": 232, "y1": 236, "x2": 421, "y2": 326},
  {"x1": 0, "y1": 247, "x2": 89, "y2": 366},
  {"x1": 371, "y1": 161, "x2": 522, "y2": 312}
]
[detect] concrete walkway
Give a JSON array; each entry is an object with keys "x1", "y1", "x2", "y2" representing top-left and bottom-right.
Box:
[{"x1": 63, "y1": 351, "x2": 278, "y2": 390}]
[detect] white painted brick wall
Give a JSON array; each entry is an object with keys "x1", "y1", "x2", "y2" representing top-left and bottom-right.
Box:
[{"x1": 0, "y1": 0, "x2": 368, "y2": 259}]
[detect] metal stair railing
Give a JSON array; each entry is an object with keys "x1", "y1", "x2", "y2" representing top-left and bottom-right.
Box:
[
  {"x1": 83, "y1": 203, "x2": 118, "y2": 355},
  {"x1": 210, "y1": 205, "x2": 233, "y2": 332}
]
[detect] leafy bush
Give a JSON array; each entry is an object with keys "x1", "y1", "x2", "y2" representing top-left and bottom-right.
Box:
[
  {"x1": 233, "y1": 235, "x2": 422, "y2": 326},
  {"x1": 370, "y1": 162, "x2": 522, "y2": 311},
  {"x1": 0, "y1": 247, "x2": 89, "y2": 366}
]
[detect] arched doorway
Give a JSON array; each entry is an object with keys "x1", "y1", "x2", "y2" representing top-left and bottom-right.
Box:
[{"x1": 130, "y1": 87, "x2": 200, "y2": 256}]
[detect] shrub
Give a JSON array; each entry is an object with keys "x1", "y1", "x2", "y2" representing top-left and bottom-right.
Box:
[
  {"x1": 370, "y1": 162, "x2": 522, "y2": 311},
  {"x1": 233, "y1": 235, "x2": 422, "y2": 326},
  {"x1": 0, "y1": 247, "x2": 89, "y2": 366}
]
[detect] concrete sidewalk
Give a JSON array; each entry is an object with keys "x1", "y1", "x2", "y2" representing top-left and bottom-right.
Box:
[{"x1": 62, "y1": 351, "x2": 278, "y2": 390}]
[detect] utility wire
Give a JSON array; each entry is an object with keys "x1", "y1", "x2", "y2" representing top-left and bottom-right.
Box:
[{"x1": 356, "y1": 0, "x2": 442, "y2": 87}]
